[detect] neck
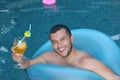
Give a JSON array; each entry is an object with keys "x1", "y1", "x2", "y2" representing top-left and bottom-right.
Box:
[{"x1": 63, "y1": 47, "x2": 77, "y2": 63}]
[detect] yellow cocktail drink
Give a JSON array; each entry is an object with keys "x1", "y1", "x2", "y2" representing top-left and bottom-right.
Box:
[
  {"x1": 13, "y1": 42, "x2": 27, "y2": 55},
  {"x1": 12, "y1": 24, "x2": 31, "y2": 69}
]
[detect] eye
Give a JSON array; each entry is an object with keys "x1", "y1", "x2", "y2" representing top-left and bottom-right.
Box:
[
  {"x1": 60, "y1": 37, "x2": 65, "y2": 41},
  {"x1": 52, "y1": 40, "x2": 56, "y2": 45}
]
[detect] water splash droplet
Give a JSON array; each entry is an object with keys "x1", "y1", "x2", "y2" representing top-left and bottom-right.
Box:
[
  {"x1": 0, "y1": 46, "x2": 8, "y2": 53},
  {"x1": 111, "y1": 34, "x2": 120, "y2": 40}
]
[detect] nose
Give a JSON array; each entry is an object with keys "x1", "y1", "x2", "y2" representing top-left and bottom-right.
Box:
[{"x1": 57, "y1": 41, "x2": 62, "y2": 48}]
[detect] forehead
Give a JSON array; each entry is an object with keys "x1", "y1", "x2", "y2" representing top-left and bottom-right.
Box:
[
  {"x1": 50, "y1": 29, "x2": 69, "y2": 40},
  {"x1": 50, "y1": 29, "x2": 67, "y2": 36}
]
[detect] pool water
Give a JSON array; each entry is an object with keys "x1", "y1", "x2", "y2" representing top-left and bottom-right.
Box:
[{"x1": 0, "y1": 0, "x2": 120, "y2": 80}]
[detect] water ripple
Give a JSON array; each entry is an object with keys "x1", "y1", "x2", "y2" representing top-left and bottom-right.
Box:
[
  {"x1": 111, "y1": 34, "x2": 120, "y2": 40},
  {"x1": 0, "y1": 46, "x2": 8, "y2": 53}
]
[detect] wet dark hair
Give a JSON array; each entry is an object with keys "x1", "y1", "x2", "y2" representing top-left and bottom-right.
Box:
[{"x1": 49, "y1": 24, "x2": 72, "y2": 38}]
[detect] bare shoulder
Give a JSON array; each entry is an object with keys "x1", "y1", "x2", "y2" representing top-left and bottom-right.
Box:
[
  {"x1": 33, "y1": 51, "x2": 57, "y2": 62},
  {"x1": 72, "y1": 50, "x2": 96, "y2": 68},
  {"x1": 77, "y1": 50, "x2": 93, "y2": 58},
  {"x1": 77, "y1": 50, "x2": 95, "y2": 62},
  {"x1": 40, "y1": 51, "x2": 65, "y2": 64},
  {"x1": 69, "y1": 50, "x2": 94, "y2": 68},
  {"x1": 41, "y1": 51, "x2": 58, "y2": 57}
]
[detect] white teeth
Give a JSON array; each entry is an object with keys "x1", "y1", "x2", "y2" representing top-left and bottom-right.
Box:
[{"x1": 59, "y1": 48, "x2": 64, "y2": 52}]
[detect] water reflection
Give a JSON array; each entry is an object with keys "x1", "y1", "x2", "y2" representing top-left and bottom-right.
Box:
[
  {"x1": 43, "y1": 4, "x2": 59, "y2": 12},
  {"x1": 0, "y1": 9, "x2": 9, "y2": 13},
  {"x1": 5, "y1": 0, "x2": 41, "y2": 9}
]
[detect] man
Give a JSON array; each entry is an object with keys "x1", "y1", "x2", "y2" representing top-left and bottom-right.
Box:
[{"x1": 12, "y1": 24, "x2": 120, "y2": 80}]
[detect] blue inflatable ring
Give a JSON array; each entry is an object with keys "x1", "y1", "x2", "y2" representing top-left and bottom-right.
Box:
[{"x1": 26, "y1": 29, "x2": 120, "y2": 80}]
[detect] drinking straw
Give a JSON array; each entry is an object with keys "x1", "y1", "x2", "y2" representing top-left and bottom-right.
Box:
[{"x1": 17, "y1": 24, "x2": 31, "y2": 45}]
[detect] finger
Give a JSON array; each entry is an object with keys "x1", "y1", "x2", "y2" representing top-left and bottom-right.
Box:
[
  {"x1": 11, "y1": 47, "x2": 15, "y2": 53},
  {"x1": 12, "y1": 53, "x2": 22, "y2": 62}
]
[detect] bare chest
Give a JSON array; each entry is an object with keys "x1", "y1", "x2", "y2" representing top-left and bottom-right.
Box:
[
  {"x1": 46, "y1": 54, "x2": 67, "y2": 65},
  {"x1": 65, "y1": 53, "x2": 89, "y2": 67}
]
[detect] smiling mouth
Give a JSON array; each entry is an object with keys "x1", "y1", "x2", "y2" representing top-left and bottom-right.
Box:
[{"x1": 58, "y1": 47, "x2": 65, "y2": 52}]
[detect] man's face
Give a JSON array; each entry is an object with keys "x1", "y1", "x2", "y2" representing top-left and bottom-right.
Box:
[{"x1": 50, "y1": 29, "x2": 73, "y2": 57}]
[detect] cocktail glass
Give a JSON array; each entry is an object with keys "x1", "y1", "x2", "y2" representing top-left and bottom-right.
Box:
[{"x1": 13, "y1": 37, "x2": 27, "y2": 69}]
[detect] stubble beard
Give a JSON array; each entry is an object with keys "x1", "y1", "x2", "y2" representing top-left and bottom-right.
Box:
[{"x1": 55, "y1": 42, "x2": 73, "y2": 58}]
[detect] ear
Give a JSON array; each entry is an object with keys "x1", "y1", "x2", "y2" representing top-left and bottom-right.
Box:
[{"x1": 70, "y1": 35, "x2": 74, "y2": 43}]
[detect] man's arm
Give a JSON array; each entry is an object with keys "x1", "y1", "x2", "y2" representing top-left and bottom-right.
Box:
[
  {"x1": 20, "y1": 54, "x2": 46, "y2": 68},
  {"x1": 12, "y1": 46, "x2": 47, "y2": 68},
  {"x1": 79, "y1": 57, "x2": 120, "y2": 80}
]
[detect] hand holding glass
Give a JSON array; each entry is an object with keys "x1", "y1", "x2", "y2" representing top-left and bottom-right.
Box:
[{"x1": 13, "y1": 37, "x2": 27, "y2": 69}]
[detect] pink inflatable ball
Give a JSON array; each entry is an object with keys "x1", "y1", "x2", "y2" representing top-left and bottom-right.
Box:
[{"x1": 42, "y1": 0, "x2": 56, "y2": 5}]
